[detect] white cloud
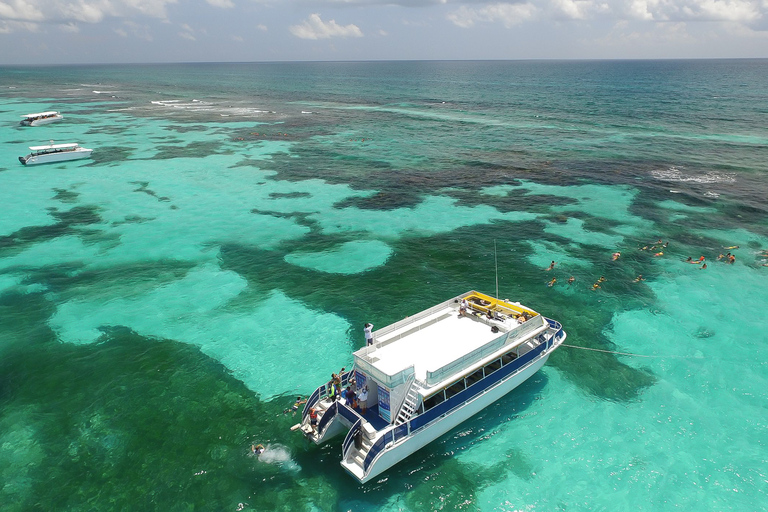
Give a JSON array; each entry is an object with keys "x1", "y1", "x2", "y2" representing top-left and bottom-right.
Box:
[
  {"x1": 0, "y1": 0, "x2": 178, "y2": 26},
  {"x1": 256, "y1": 23, "x2": 267, "y2": 31},
  {"x1": 179, "y1": 22, "x2": 196, "y2": 40},
  {"x1": 0, "y1": 19, "x2": 38, "y2": 33},
  {"x1": 683, "y1": 0, "x2": 760, "y2": 21},
  {"x1": 447, "y1": 3, "x2": 537, "y2": 28},
  {"x1": 445, "y1": 0, "x2": 765, "y2": 26},
  {"x1": 0, "y1": 0, "x2": 44, "y2": 21},
  {"x1": 551, "y1": 0, "x2": 593, "y2": 19},
  {"x1": 205, "y1": 0, "x2": 234, "y2": 8},
  {"x1": 289, "y1": 13, "x2": 363, "y2": 39}
]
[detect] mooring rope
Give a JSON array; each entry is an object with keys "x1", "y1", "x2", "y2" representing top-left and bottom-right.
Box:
[{"x1": 561, "y1": 343, "x2": 661, "y2": 358}]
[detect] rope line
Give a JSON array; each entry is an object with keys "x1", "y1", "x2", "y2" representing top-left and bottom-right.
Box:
[{"x1": 561, "y1": 343, "x2": 664, "y2": 358}]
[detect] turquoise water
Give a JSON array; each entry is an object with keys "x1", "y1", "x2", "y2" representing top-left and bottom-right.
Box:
[{"x1": 1, "y1": 60, "x2": 767, "y2": 511}]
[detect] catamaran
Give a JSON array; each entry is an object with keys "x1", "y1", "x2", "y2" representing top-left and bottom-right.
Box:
[
  {"x1": 295, "y1": 290, "x2": 566, "y2": 483},
  {"x1": 19, "y1": 143, "x2": 93, "y2": 165},
  {"x1": 20, "y1": 111, "x2": 63, "y2": 126}
]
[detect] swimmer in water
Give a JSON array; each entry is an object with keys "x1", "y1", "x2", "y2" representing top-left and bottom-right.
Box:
[
  {"x1": 612, "y1": 252, "x2": 621, "y2": 261},
  {"x1": 567, "y1": 276, "x2": 575, "y2": 284},
  {"x1": 634, "y1": 275, "x2": 645, "y2": 282},
  {"x1": 547, "y1": 278, "x2": 556, "y2": 287},
  {"x1": 252, "y1": 444, "x2": 265, "y2": 455}
]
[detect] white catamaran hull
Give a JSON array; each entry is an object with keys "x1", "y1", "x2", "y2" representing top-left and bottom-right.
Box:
[
  {"x1": 21, "y1": 117, "x2": 63, "y2": 126},
  {"x1": 347, "y1": 349, "x2": 553, "y2": 483},
  {"x1": 20, "y1": 148, "x2": 92, "y2": 165}
]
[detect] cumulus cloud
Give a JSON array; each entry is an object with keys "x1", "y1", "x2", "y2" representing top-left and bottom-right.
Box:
[
  {"x1": 446, "y1": 0, "x2": 765, "y2": 26},
  {"x1": 0, "y1": 0, "x2": 178, "y2": 26},
  {"x1": 0, "y1": 19, "x2": 38, "y2": 33},
  {"x1": 289, "y1": 13, "x2": 363, "y2": 39},
  {"x1": 550, "y1": 0, "x2": 593, "y2": 19},
  {"x1": 447, "y1": 3, "x2": 537, "y2": 28},
  {"x1": 0, "y1": 0, "x2": 44, "y2": 21},
  {"x1": 205, "y1": 0, "x2": 234, "y2": 8}
]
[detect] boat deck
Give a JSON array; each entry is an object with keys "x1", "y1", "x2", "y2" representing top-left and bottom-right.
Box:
[{"x1": 371, "y1": 304, "x2": 514, "y2": 383}]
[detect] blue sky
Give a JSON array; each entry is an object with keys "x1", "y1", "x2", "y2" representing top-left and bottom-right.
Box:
[{"x1": 1, "y1": 0, "x2": 767, "y2": 64}]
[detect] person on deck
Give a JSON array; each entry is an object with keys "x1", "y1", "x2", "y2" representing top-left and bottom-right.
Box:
[
  {"x1": 364, "y1": 323, "x2": 374, "y2": 346},
  {"x1": 358, "y1": 386, "x2": 369, "y2": 415}
]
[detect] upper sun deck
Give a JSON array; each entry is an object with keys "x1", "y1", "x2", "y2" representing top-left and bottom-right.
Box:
[
  {"x1": 29, "y1": 143, "x2": 80, "y2": 152},
  {"x1": 21, "y1": 111, "x2": 59, "y2": 119},
  {"x1": 353, "y1": 291, "x2": 548, "y2": 391}
]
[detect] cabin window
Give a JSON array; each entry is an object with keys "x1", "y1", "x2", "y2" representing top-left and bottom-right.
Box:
[
  {"x1": 423, "y1": 391, "x2": 445, "y2": 411},
  {"x1": 465, "y1": 368, "x2": 484, "y2": 387},
  {"x1": 501, "y1": 352, "x2": 517, "y2": 366},
  {"x1": 484, "y1": 359, "x2": 501, "y2": 376},
  {"x1": 445, "y1": 379, "x2": 466, "y2": 399}
]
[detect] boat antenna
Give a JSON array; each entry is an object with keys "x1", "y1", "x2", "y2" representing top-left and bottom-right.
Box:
[{"x1": 494, "y1": 239, "x2": 499, "y2": 299}]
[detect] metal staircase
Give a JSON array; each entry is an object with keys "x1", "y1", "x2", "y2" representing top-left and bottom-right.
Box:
[{"x1": 395, "y1": 379, "x2": 420, "y2": 425}]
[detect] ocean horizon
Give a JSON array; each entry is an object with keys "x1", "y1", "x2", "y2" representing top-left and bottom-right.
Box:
[{"x1": 1, "y1": 59, "x2": 767, "y2": 511}]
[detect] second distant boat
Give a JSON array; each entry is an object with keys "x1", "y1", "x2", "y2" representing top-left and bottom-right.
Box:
[{"x1": 20, "y1": 111, "x2": 63, "y2": 126}]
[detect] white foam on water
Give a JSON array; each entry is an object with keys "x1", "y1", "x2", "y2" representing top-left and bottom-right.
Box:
[
  {"x1": 256, "y1": 444, "x2": 300, "y2": 471},
  {"x1": 284, "y1": 240, "x2": 393, "y2": 274},
  {"x1": 651, "y1": 166, "x2": 737, "y2": 184}
]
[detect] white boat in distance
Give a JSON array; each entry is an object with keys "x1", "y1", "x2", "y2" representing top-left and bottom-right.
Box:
[
  {"x1": 19, "y1": 143, "x2": 93, "y2": 165},
  {"x1": 296, "y1": 290, "x2": 566, "y2": 483},
  {"x1": 20, "y1": 111, "x2": 63, "y2": 126}
]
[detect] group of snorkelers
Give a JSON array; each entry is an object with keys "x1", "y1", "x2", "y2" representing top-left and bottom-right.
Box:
[{"x1": 541, "y1": 237, "x2": 756, "y2": 290}]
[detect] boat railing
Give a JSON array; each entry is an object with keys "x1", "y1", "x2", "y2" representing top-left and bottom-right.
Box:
[
  {"x1": 392, "y1": 423, "x2": 408, "y2": 443},
  {"x1": 302, "y1": 370, "x2": 353, "y2": 419},
  {"x1": 365, "y1": 294, "x2": 465, "y2": 349},
  {"x1": 316, "y1": 401, "x2": 339, "y2": 437},
  {"x1": 425, "y1": 316, "x2": 546, "y2": 386},
  {"x1": 342, "y1": 418, "x2": 363, "y2": 460},
  {"x1": 544, "y1": 318, "x2": 565, "y2": 350},
  {"x1": 363, "y1": 429, "x2": 394, "y2": 473},
  {"x1": 338, "y1": 401, "x2": 361, "y2": 424}
]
